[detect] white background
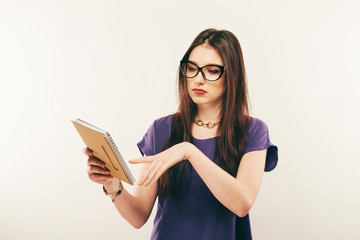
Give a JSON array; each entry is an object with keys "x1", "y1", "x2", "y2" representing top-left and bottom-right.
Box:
[{"x1": 1, "y1": 0, "x2": 359, "y2": 239}]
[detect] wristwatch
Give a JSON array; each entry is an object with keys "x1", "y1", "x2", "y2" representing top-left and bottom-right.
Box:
[{"x1": 103, "y1": 181, "x2": 123, "y2": 202}]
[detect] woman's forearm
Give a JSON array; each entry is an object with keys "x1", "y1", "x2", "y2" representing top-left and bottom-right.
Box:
[
  {"x1": 185, "y1": 142, "x2": 261, "y2": 217},
  {"x1": 112, "y1": 188, "x2": 150, "y2": 229},
  {"x1": 128, "y1": 142, "x2": 265, "y2": 218},
  {"x1": 103, "y1": 177, "x2": 156, "y2": 229}
]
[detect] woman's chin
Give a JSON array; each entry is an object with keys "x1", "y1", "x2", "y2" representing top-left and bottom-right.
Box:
[{"x1": 190, "y1": 97, "x2": 206, "y2": 106}]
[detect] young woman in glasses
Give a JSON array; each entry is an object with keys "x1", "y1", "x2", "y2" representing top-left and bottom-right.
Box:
[{"x1": 84, "y1": 28, "x2": 278, "y2": 240}]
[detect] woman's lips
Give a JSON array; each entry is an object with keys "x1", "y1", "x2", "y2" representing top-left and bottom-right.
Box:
[{"x1": 193, "y1": 88, "x2": 207, "y2": 95}]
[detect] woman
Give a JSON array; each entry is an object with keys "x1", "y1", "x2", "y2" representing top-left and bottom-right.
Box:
[{"x1": 84, "y1": 28, "x2": 278, "y2": 240}]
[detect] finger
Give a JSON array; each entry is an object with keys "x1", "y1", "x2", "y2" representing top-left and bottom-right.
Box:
[
  {"x1": 152, "y1": 171, "x2": 163, "y2": 185},
  {"x1": 129, "y1": 156, "x2": 153, "y2": 164},
  {"x1": 88, "y1": 165, "x2": 110, "y2": 175},
  {"x1": 138, "y1": 160, "x2": 157, "y2": 185},
  {"x1": 89, "y1": 173, "x2": 113, "y2": 182},
  {"x1": 139, "y1": 171, "x2": 152, "y2": 186},
  {"x1": 146, "y1": 172, "x2": 160, "y2": 186},
  {"x1": 141, "y1": 158, "x2": 163, "y2": 186},
  {"x1": 83, "y1": 147, "x2": 93, "y2": 157},
  {"x1": 138, "y1": 172, "x2": 148, "y2": 186},
  {"x1": 148, "y1": 159, "x2": 171, "y2": 186},
  {"x1": 146, "y1": 163, "x2": 166, "y2": 186},
  {"x1": 138, "y1": 166, "x2": 152, "y2": 186},
  {"x1": 88, "y1": 157, "x2": 106, "y2": 168},
  {"x1": 143, "y1": 161, "x2": 162, "y2": 186}
]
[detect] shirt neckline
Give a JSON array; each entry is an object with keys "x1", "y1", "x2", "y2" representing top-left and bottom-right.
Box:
[{"x1": 192, "y1": 136, "x2": 218, "y2": 141}]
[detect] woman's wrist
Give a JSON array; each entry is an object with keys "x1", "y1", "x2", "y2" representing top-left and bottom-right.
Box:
[
  {"x1": 182, "y1": 141, "x2": 196, "y2": 161},
  {"x1": 104, "y1": 178, "x2": 120, "y2": 193}
]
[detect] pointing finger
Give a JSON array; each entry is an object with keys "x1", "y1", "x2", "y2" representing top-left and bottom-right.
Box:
[{"x1": 129, "y1": 156, "x2": 153, "y2": 164}]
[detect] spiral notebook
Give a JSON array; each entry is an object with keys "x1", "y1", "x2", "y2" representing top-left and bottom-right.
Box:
[{"x1": 72, "y1": 118, "x2": 135, "y2": 185}]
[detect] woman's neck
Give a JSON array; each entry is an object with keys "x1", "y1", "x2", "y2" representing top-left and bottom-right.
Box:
[
  {"x1": 192, "y1": 104, "x2": 221, "y2": 139},
  {"x1": 195, "y1": 103, "x2": 222, "y2": 122}
]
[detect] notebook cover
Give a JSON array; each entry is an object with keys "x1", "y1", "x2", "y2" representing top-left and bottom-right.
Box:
[{"x1": 72, "y1": 120, "x2": 134, "y2": 185}]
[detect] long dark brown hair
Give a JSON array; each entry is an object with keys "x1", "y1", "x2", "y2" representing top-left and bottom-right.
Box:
[{"x1": 159, "y1": 29, "x2": 250, "y2": 206}]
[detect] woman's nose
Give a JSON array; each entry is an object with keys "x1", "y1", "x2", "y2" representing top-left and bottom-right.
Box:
[{"x1": 194, "y1": 71, "x2": 206, "y2": 85}]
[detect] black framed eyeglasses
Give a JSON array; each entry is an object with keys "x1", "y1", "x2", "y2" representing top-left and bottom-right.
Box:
[{"x1": 180, "y1": 60, "x2": 226, "y2": 81}]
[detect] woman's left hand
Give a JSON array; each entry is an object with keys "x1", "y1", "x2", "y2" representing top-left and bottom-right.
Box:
[{"x1": 129, "y1": 142, "x2": 193, "y2": 186}]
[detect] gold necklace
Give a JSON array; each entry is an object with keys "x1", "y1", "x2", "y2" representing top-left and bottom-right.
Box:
[{"x1": 194, "y1": 120, "x2": 220, "y2": 129}]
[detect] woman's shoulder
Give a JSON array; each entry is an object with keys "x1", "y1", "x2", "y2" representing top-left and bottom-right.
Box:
[
  {"x1": 137, "y1": 114, "x2": 176, "y2": 155},
  {"x1": 247, "y1": 116, "x2": 269, "y2": 136},
  {"x1": 148, "y1": 113, "x2": 176, "y2": 135},
  {"x1": 153, "y1": 113, "x2": 176, "y2": 127}
]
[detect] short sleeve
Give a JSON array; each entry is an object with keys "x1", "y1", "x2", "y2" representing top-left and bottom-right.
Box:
[
  {"x1": 137, "y1": 121, "x2": 156, "y2": 156},
  {"x1": 136, "y1": 115, "x2": 174, "y2": 157},
  {"x1": 243, "y1": 118, "x2": 278, "y2": 172}
]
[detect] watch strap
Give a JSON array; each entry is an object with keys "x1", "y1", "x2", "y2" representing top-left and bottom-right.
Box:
[{"x1": 103, "y1": 181, "x2": 123, "y2": 202}]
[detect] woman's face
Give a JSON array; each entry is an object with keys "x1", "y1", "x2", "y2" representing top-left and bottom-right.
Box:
[{"x1": 186, "y1": 44, "x2": 225, "y2": 110}]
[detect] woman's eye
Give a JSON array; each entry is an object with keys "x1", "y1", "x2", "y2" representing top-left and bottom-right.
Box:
[
  {"x1": 188, "y1": 66, "x2": 197, "y2": 71},
  {"x1": 209, "y1": 70, "x2": 220, "y2": 74},
  {"x1": 206, "y1": 68, "x2": 220, "y2": 75}
]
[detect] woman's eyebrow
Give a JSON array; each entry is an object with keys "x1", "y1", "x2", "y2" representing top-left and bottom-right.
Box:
[
  {"x1": 188, "y1": 60, "x2": 222, "y2": 66},
  {"x1": 187, "y1": 60, "x2": 198, "y2": 65}
]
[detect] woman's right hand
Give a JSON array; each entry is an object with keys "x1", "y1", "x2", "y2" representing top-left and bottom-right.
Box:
[{"x1": 83, "y1": 147, "x2": 119, "y2": 192}]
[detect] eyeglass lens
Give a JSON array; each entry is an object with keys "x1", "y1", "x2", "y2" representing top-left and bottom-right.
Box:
[{"x1": 181, "y1": 62, "x2": 222, "y2": 81}]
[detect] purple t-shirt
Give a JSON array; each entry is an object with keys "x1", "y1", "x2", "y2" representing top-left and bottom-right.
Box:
[{"x1": 137, "y1": 114, "x2": 278, "y2": 240}]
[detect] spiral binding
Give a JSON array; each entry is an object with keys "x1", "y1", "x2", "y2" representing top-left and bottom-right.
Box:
[{"x1": 105, "y1": 133, "x2": 135, "y2": 185}]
